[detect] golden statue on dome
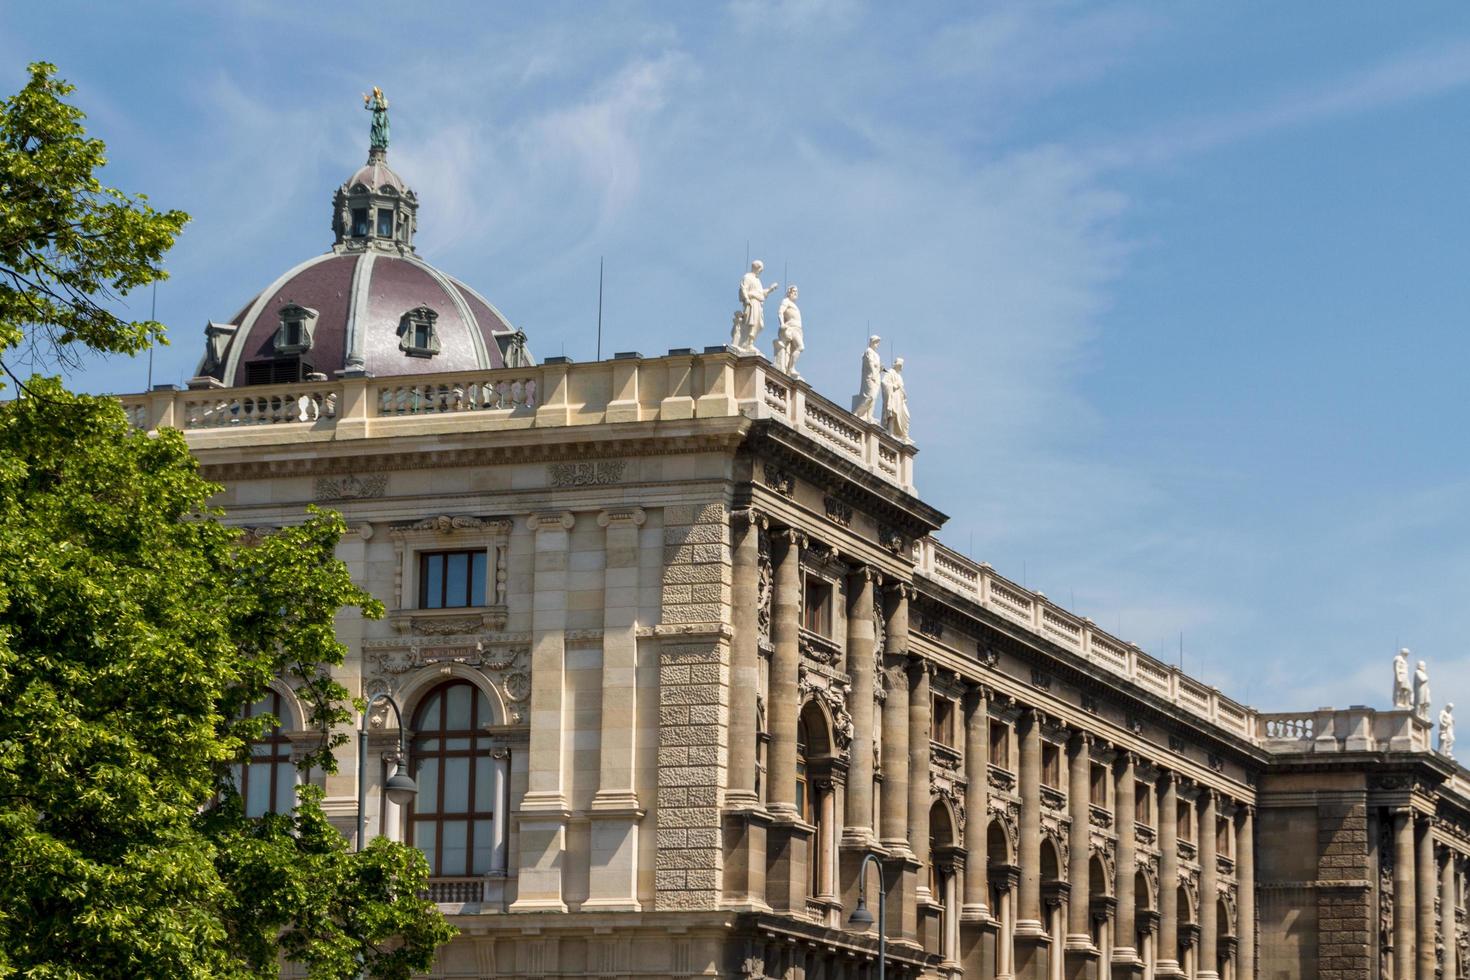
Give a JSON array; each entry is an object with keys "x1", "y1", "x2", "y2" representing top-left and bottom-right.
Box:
[{"x1": 363, "y1": 86, "x2": 389, "y2": 151}]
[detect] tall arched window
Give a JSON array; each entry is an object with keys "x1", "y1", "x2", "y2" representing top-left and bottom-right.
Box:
[
  {"x1": 237, "y1": 689, "x2": 297, "y2": 818},
  {"x1": 409, "y1": 681, "x2": 504, "y2": 877},
  {"x1": 797, "y1": 702, "x2": 836, "y2": 904}
]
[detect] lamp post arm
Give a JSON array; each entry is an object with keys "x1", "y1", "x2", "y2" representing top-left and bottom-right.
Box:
[
  {"x1": 356, "y1": 692, "x2": 408, "y2": 853},
  {"x1": 856, "y1": 851, "x2": 888, "y2": 980}
]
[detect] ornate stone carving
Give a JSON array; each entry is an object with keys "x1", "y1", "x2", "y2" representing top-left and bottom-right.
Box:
[
  {"x1": 1207, "y1": 753, "x2": 1224, "y2": 773},
  {"x1": 762, "y1": 463, "x2": 795, "y2": 498},
  {"x1": 799, "y1": 630, "x2": 843, "y2": 668},
  {"x1": 852, "y1": 334, "x2": 882, "y2": 423},
  {"x1": 1031, "y1": 668, "x2": 1052, "y2": 692},
  {"x1": 1082, "y1": 693, "x2": 1100, "y2": 714},
  {"x1": 731, "y1": 260, "x2": 780, "y2": 353},
  {"x1": 363, "y1": 643, "x2": 530, "y2": 724},
  {"x1": 314, "y1": 473, "x2": 387, "y2": 500},
  {"x1": 1380, "y1": 817, "x2": 1394, "y2": 979},
  {"x1": 822, "y1": 496, "x2": 852, "y2": 528},
  {"x1": 798, "y1": 669, "x2": 853, "y2": 759},
  {"x1": 1169, "y1": 734, "x2": 1185, "y2": 753},
  {"x1": 548, "y1": 459, "x2": 626, "y2": 487},
  {"x1": 918, "y1": 614, "x2": 943, "y2": 640},
  {"x1": 756, "y1": 529, "x2": 773, "y2": 651},
  {"x1": 876, "y1": 524, "x2": 906, "y2": 555},
  {"x1": 979, "y1": 642, "x2": 999, "y2": 668},
  {"x1": 391, "y1": 514, "x2": 508, "y2": 535}
]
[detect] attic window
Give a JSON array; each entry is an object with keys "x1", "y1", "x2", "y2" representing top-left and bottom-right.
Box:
[
  {"x1": 272, "y1": 304, "x2": 317, "y2": 356},
  {"x1": 398, "y1": 305, "x2": 441, "y2": 358},
  {"x1": 376, "y1": 208, "x2": 394, "y2": 238},
  {"x1": 351, "y1": 208, "x2": 369, "y2": 237}
]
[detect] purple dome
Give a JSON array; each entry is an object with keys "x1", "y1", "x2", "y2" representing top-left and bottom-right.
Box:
[{"x1": 191, "y1": 122, "x2": 530, "y2": 388}]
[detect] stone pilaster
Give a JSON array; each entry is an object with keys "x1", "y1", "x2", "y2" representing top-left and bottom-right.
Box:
[
  {"x1": 842, "y1": 567, "x2": 877, "y2": 843},
  {"x1": 880, "y1": 582, "x2": 919, "y2": 944},
  {"x1": 1443, "y1": 847, "x2": 1458, "y2": 980},
  {"x1": 1015, "y1": 707, "x2": 1048, "y2": 976},
  {"x1": 1197, "y1": 790, "x2": 1218, "y2": 980},
  {"x1": 909, "y1": 658, "x2": 933, "y2": 904},
  {"x1": 1417, "y1": 816, "x2": 1435, "y2": 980},
  {"x1": 1236, "y1": 804, "x2": 1254, "y2": 980},
  {"x1": 726, "y1": 511, "x2": 762, "y2": 806},
  {"x1": 510, "y1": 509, "x2": 575, "y2": 913},
  {"x1": 1067, "y1": 731, "x2": 1097, "y2": 975},
  {"x1": 1112, "y1": 753, "x2": 1141, "y2": 979},
  {"x1": 1157, "y1": 774, "x2": 1181, "y2": 978},
  {"x1": 654, "y1": 501, "x2": 732, "y2": 912},
  {"x1": 963, "y1": 683, "x2": 990, "y2": 920},
  {"x1": 585, "y1": 507, "x2": 646, "y2": 911},
  {"x1": 1393, "y1": 809, "x2": 1416, "y2": 980},
  {"x1": 767, "y1": 528, "x2": 802, "y2": 818}
]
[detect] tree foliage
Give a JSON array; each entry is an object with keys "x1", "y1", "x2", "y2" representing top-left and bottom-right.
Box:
[
  {"x1": 0, "y1": 67, "x2": 454, "y2": 978},
  {"x1": 0, "y1": 62, "x2": 187, "y2": 373}
]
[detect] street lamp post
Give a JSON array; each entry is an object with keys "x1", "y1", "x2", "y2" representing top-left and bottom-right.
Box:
[
  {"x1": 848, "y1": 851, "x2": 889, "y2": 980},
  {"x1": 356, "y1": 692, "x2": 418, "y2": 852}
]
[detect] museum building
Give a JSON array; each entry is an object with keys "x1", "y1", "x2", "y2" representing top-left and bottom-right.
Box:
[{"x1": 120, "y1": 110, "x2": 1470, "y2": 980}]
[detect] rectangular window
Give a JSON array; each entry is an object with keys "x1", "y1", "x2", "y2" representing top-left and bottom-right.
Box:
[
  {"x1": 1217, "y1": 816, "x2": 1231, "y2": 857},
  {"x1": 933, "y1": 696, "x2": 956, "y2": 748},
  {"x1": 419, "y1": 550, "x2": 488, "y2": 609},
  {"x1": 1135, "y1": 782, "x2": 1152, "y2": 826},
  {"x1": 989, "y1": 721, "x2": 1010, "y2": 769},
  {"x1": 1178, "y1": 800, "x2": 1193, "y2": 842},
  {"x1": 351, "y1": 207, "x2": 369, "y2": 237},
  {"x1": 244, "y1": 357, "x2": 302, "y2": 386},
  {"x1": 283, "y1": 321, "x2": 302, "y2": 347},
  {"x1": 377, "y1": 208, "x2": 394, "y2": 237},
  {"x1": 1041, "y1": 743, "x2": 1061, "y2": 789},
  {"x1": 414, "y1": 321, "x2": 432, "y2": 349},
  {"x1": 802, "y1": 576, "x2": 833, "y2": 637},
  {"x1": 1091, "y1": 763, "x2": 1109, "y2": 807}
]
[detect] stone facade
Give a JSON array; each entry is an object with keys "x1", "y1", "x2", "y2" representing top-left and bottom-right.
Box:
[{"x1": 125, "y1": 347, "x2": 1470, "y2": 980}]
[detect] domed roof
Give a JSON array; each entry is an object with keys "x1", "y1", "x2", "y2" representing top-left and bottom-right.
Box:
[{"x1": 191, "y1": 94, "x2": 530, "y2": 388}]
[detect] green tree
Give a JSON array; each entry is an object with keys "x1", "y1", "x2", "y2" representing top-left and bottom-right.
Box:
[{"x1": 0, "y1": 66, "x2": 454, "y2": 978}]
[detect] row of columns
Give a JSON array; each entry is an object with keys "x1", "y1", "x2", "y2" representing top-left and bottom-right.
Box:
[
  {"x1": 728, "y1": 515, "x2": 1259, "y2": 979},
  {"x1": 1390, "y1": 809, "x2": 1463, "y2": 980}
]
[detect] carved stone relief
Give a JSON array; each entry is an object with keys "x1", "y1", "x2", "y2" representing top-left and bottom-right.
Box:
[
  {"x1": 314, "y1": 473, "x2": 387, "y2": 500},
  {"x1": 548, "y1": 459, "x2": 626, "y2": 487},
  {"x1": 363, "y1": 641, "x2": 530, "y2": 725}
]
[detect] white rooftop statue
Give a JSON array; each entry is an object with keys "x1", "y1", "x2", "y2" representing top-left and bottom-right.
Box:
[
  {"x1": 773, "y1": 285, "x2": 803, "y2": 378},
  {"x1": 882, "y1": 357, "x2": 910, "y2": 442},
  {"x1": 1393, "y1": 648, "x2": 1412, "y2": 709},
  {"x1": 731, "y1": 260, "x2": 780, "y2": 354},
  {"x1": 1414, "y1": 660, "x2": 1431, "y2": 722},
  {"x1": 1440, "y1": 703, "x2": 1456, "y2": 759},
  {"x1": 852, "y1": 335, "x2": 882, "y2": 423}
]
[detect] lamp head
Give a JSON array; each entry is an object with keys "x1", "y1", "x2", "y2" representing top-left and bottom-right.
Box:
[
  {"x1": 385, "y1": 764, "x2": 418, "y2": 806},
  {"x1": 847, "y1": 900, "x2": 875, "y2": 929}
]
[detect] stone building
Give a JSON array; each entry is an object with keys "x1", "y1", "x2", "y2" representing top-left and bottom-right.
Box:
[{"x1": 120, "y1": 115, "x2": 1470, "y2": 980}]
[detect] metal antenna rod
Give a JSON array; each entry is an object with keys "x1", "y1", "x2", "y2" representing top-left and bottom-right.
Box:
[
  {"x1": 147, "y1": 280, "x2": 157, "y2": 390},
  {"x1": 596, "y1": 257, "x2": 604, "y2": 362}
]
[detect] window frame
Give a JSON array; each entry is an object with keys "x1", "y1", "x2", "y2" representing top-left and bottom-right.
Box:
[
  {"x1": 238, "y1": 689, "x2": 297, "y2": 818},
  {"x1": 989, "y1": 720, "x2": 1011, "y2": 769},
  {"x1": 1041, "y1": 742, "x2": 1062, "y2": 789},
  {"x1": 932, "y1": 695, "x2": 956, "y2": 748},
  {"x1": 407, "y1": 680, "x2": 501, "y2": 878},
  {"x1": 802, "y1": 574, "x2": 834, "y2": 638},
  {"x1": 417, "y1": 549, "x2": 489, "y2": 610}
]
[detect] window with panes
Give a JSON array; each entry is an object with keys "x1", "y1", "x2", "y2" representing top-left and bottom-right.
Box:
[
  {"x1": 237, "y1": 690, "x2": 296, "y2": 818},
  {"x1": 418, "y1": 550, "x2": 488, "y2": 609},
  {"x1": 1135, "y1": 781, "x2": 1153, "y2": 826},
  {"x1": 989, "y1": 720, "x2": 1010, "y2": 769},
  {"x1": 933, "y1": 695, "x2": 956, "y2": 748},
  {"x1": 802, "y1": 575, "x2": 833, "y2": 637},
  {"x1": 1091, "y1": 763, "x2": 1109, "y2": 807},
  {"x1": 1041, "y1": 742, "x2": 1061, "y2": 789},
  {"x1": 409, "y1": 682, "x2": 499, "y2": 876}
]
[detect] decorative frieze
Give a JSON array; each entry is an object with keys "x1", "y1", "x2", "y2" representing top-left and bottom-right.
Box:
[
  {"x1": 314, "y1": 473, "x2": 387, "y2": 500},
  {"x1": 762, "y1": 463, "x2": 795, "y2": 498},
  {"x1": 363, "y1": 642, "x2": 530, "y2": 724},
  {"x1": 821, "y1": 496, "x2": 852, "y2": 527},
  {"x1": 548, "y1": 459, "x2": 626, "y2": 487}
]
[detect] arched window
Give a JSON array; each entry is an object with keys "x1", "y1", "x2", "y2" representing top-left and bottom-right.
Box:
[
  {"x1": 409, "y1": 681, "x2": 504, "y2": 877},
  {"x1": 797, "y1": 702, "x2": 835, "y2": 903},
  {"x1": 237, "y1": 689, "x2": 297, "y2": 818}
]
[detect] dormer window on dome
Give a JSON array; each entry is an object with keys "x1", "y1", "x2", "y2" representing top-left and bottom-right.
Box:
[
  {"x1": 273, "y1": 303, "x2": 317, "y2": 355},
  {"x1": 398, "y1": 305, "x2": 441, "y2": 358}
]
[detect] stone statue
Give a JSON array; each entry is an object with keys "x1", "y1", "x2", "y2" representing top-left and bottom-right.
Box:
[
  {"x1": 881, "y1": 357, "x2": 910, "y2": 441},
  {"x1": 1414, "y1": 660, "x2": 1431, "y2": 722},
  {"x1": 852, "y1": 335, "x2": 882, "y2": 422},
  {"x1": 731, "y1": 260, "x2": 779, "y2": 353},
  {"x1": 364, "y1": 86, "x2": 390, "y2": 151},
  {"x1": 1440, "y1": 703, "x2": 1455, "y2": 758},
  {"x1": 773, "y1": 286, "x2": 803, "y2": 377},
  {"x1": 1393, "y1": 648, "x2": 1412, "y2": 709}
]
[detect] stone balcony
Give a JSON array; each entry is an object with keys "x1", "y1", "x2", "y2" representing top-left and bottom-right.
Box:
[
  {"x1": 117, "y1": 347, "x2": 918, "y2": 493},
  {"x1": 1255, "y1": 705, "x2": 1432, "y2": 754}
]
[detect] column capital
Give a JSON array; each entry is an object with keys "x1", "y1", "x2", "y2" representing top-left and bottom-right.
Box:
[
  {"x1": 883, "y1": 580, "x2": 916, "y2": 600},
  {"x1": 1069, "y1": 730, "x2": 1095, "y2": 751},
  {"x1": 527, "y1": 510, "x2": 575, "y2": 532},
  {"x1": 771, "y1": 525, "x2": 808, "y2": 548},
  {"x1": 731, "y1": 505, "x2": 769, "y2": 529},
  {"x1": 847, "y1": 564, "x2": 882, "y2": 586},
  {"x1": 597, "y1": 506, "x2": 646, "y2": 528}
]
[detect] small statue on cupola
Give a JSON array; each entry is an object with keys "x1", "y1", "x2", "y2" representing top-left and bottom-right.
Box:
[{"x1": 364, "y1": 86, "x2": 390, "y2": 152}]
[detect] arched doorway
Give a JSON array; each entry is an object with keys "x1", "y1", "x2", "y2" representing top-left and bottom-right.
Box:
[
  {"x1": 1040, "y1": 838, "x2": 1065, "y2": 980},
  {"x1": 929, "y1": 800, "x2": 961, "y2": 963},
  {"x1": 988, "y1": 818, "x2": 1018, "y2": 978},
  {"x1": 1089, "y1": 853, "x2": 1113, "y2": 959},
  {"x1": 1135, "y1": 871, "x2": 1156, "y2": 979},
  {"x1": 407, "y1": 680, "x2": 506, "y2": 880},
  {"x1": 797, "y1": 701, "x2": 838, "y2": 907}
]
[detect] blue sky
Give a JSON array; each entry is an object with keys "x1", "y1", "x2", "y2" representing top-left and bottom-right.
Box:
[{"x1": 6, "y1": 1, "x2": 1470, "y2": 716}]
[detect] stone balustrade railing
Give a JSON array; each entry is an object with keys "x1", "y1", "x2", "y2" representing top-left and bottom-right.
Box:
[
  {"x1": 915, "y1": 537, "x2": 1258, "y2": 742},
  {"x1": 1256, "y1": 706, "x2": 1431, "y2": 754},
  {"x1": 117, "y1": 349, "x2": 918, "y2": 492}
]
